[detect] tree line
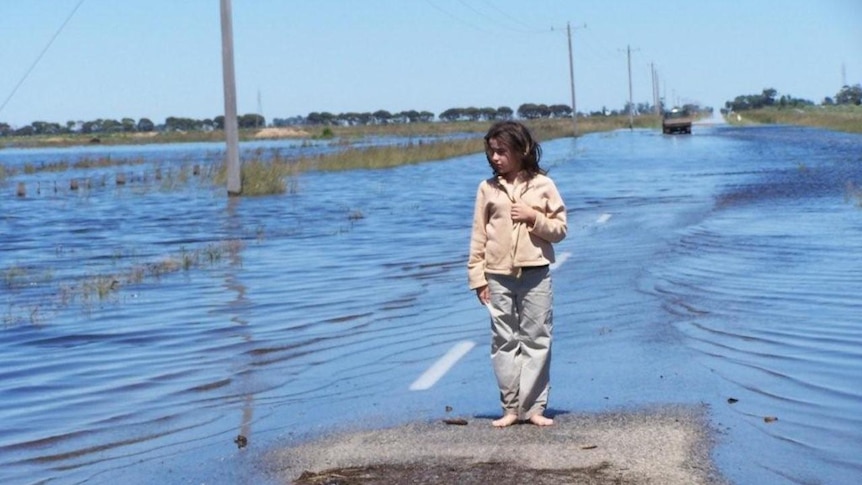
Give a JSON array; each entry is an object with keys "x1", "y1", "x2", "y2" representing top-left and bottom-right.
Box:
[
  {"x1": 4, "y1": 84, "x2": 859, "y2": 137},
  {"x1": 724, "y1": 84, "x2": 862, "y2": 112},
  {"x1": 0, "y1": 113, "x2": 266, "y2": 137},
  {"x1": 1, "y1": 98, "x2": 698, "y2": 138}
]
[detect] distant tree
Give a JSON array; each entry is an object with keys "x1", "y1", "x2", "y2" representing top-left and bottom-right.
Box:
[
  {"x1": 306, "y1": 112, "x2": 337, "y2": 125},
  {"x1": 372, "y1": 109, "x2": 392, "y2": 124},
  {"x1": 404, "y1": 110, "x2": 419, "y2": 122},
  {"x1": 165, "y1": 116, "x2": 202, "y2": 131},
  {"x1": 777, "y1": 95, "x2": 813, "y2": 109},
  {"x1": 835, "y1": 84, "x2": 862, "y2": 105},
  {"x1": 120, "y1": 118, "x2": 136, "y2": 132},
  {"x1": 496, "y1": 106, "x2": 513, "y2": 120},
  {"x1": 727, "y1": 87, "x2": 780, "y2": 111},
  {"x1": 14, "y1": 125, "x2": 34, "y2": 136},
  {"x1": 101, "y1": 119, "x2": 123, "y2": 132},
  {"x1": 137, "y1": 117, "x2": 155, "y2": 132},
  {"x1": 213, "y1": 115, "x2": 225, "y2": 130},
  {"x1": 517, "y1": 103, "x2": 551, "y2": 119},
  {"x1": 306, "y1": 112, "x2": 323, "y2": 125},
  {"x1": 477, "y1": 107, "x2": 495, "y2": 121},
  {"x1": 549, "y1": 104, "x2": 572, "y2": 118},
  {"x1": 636, "y1": 102, "x2": 653, "y2": 114},
  {"x1": 517, "y1": 103, "x2": 536, "y2": 119},
  {"x1": 319, "y1": 112, "x2": 337, "y2": 125},
  {"x1": 0, "y1": 122, "x2": 11, "y2": 136},
  {"x1": 418, "y1": 110, "x2": 435, "y2": 122},
  {"x1": 339, "y1": 112, "x2": 361, "y2": 126},
  {"x1": 31, "y1": 121, "x2": 62, "y2": 135},
  {"x1": 439, "y1": 108, "x2": 462, "y2": 122},
  {"x1": 762, "y1": 88, "x2": 778, "y2": 106},
  {"x1": 462, "y1": 107, "x2": 479, "y2": 121},
  {"x1": 238, "y1": 113, "x2": 265, "y2": 128}
]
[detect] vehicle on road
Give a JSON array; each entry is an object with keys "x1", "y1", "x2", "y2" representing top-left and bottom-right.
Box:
[{"x1": 662, "y1": 108, "x2": 693, "y2": 134}]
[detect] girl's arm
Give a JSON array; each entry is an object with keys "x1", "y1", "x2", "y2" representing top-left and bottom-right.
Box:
[
  {"x1": 467, "y1": 183, "x2": 489, "y2": 289},
  {"x1": 529, "y1": 179, "x2": 567, "y2": 243}
]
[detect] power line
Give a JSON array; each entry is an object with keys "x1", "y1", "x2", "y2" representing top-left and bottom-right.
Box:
[
  {"x1": 0, "y1": 0, "x2": 86, "y2": 118},
  {"x1": 577, "y1": 29, "x2": 620, "y2": 63},
  {"x1": 474, "y1": 0, "x2": 554, "y2": 34},
  {"x1": 423, "y1": 0, "x2": 493, "y2": 33},
  {"x1": 425, "y1": 0, "x2": 553, "y2": 36}
]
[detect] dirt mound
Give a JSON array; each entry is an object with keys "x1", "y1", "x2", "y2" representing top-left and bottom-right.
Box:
[{"x1": 254, "y1": 127, "x2": 310, "y2": 139}]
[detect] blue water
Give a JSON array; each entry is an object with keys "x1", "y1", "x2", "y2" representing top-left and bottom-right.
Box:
[{"x1": 1, "y1": 123, "x2": 860, "y2": 484}]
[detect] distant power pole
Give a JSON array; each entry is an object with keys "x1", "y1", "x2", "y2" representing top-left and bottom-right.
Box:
[
  {"x1": 651, "y1": 63, "x2": 661, "y2": 116},
  {"x1": 626, "y1": 45, "x2": 634, "y2": 130},
  {"x1": 566, "y1": 22, "x2": 577, "y2": 137},
  {"x1": 257, "y1": 89, "x2": 264, "y2": 128},
  {"x1": 220, "y1": 0, "x2": 241, "y2": 196}
]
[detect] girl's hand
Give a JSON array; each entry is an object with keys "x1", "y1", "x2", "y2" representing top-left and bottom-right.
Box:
[
  {"x1": 511, "y1": 202, "x2": 537, "y2": 225},
  {"x1": 476, "y1": 285, "x2": 490, "y2": 305}
]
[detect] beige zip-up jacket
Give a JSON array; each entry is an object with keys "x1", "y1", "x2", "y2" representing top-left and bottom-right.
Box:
[{"x1": 468, "y1": 172, "x2": 567, "y2": 289}]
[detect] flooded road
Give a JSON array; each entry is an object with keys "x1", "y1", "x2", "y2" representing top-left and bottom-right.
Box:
[{"x1": 1, "y1": 123, "x2": 860, "y2": 484}]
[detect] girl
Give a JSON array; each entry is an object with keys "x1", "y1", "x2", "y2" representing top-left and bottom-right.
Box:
[{"x1": 467, "y1": 121, "x2": 567, "y2": 427}]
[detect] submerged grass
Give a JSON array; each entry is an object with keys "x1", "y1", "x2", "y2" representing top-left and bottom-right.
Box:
[
  {"x1": 296, "y1": 138, "x2": 484, "y2": 172},
  {"x1": 212, "y1": 157, "x2": 300, "y2": 196},
  {"x1": 291, "y1": 115, "x2": 657, "y2": 174},
  {"x1": 4, "y1": 239, "x2": 246, "y2": 325},
  {"x1": 4, "y1": 115, "x2": 657, "y2": 198}
]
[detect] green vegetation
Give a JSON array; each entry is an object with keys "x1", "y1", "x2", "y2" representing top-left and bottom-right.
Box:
[
  {"x1": 4, "y1": 114, "x2": 662, "y2": 198},
  {"x1": 723, "y1": 85, "x2": 862, "y2": 133},
  {"x1": 1, "y1": 95, "x2": 686, "y2": 149},
  {"x1": 213, "y1": 157, "x2": 299, "y2": 196},
  {"x1": 725, "y1": 105, "x2": 862, "y2": 134},
  {"x1": 261, "y1": 115, "x2": 658, "y2": 175}
]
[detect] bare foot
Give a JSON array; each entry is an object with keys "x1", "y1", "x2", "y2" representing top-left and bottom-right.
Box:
[
  {"x1": 492, "y1": 414, "x2": 519, "y2": 427},
  {"x1": 528, "y1": 414, "x2": 554, "y2": 426}
]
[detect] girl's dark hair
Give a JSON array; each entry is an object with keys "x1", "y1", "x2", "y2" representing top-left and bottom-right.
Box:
[{"x1": 483, "y1": 120, "x2": 545, "y2": 178}]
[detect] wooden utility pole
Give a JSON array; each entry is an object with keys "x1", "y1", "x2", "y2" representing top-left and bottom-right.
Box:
[
  {"x1": 626, "y1": 45, "x2": 634, "y2": 130},
  {"x1": 651, "y1": 62, "x2": 661, "y2": 116},
  {"x1": 566, "y1": 22, "x2": 577, "y2": 137},
  {"x1": 220, "y1": 0, "x2": 241, "y2": 196}
]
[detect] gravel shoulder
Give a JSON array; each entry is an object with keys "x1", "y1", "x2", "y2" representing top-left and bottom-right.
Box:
[{"x1": 269, "y1": 406, "x2": 727, "y2": 484}]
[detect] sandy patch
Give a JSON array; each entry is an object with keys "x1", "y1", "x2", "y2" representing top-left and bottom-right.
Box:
[
  {"x1": 40, "y1": 137, "x2": 67, "y2": 144},
  {"x1": 254, "y1": 127, "x2": 310, "y2": 139}
]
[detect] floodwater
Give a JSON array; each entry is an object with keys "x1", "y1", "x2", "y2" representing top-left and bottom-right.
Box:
[{"x1": 1, "y1": 122, "x2": 860, "y2": 484}]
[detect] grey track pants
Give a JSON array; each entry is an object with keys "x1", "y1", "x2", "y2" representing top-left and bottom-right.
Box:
[{"x1": 486, "y1": 266, "x2": 553, "y2": 420}]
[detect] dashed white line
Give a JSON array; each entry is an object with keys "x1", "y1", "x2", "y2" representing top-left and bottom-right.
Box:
[{"x1": 409, "y1": 340, "x2": 476, "y2": 391}]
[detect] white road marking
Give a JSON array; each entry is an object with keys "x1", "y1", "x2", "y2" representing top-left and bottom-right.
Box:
[
  {"x1": 596, "y1": 213, "x2": 612, "y2": 224},
  {"x1": 550, "y1": 251, "x2": 571, "y2": 271},
  {"x1": 409, "y1": 340, "x2": 476, "y2": 391}
]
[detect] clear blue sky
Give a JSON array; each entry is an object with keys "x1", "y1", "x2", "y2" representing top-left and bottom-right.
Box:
[{"x1": 1, "y1": 0, "x2": 860, "y2": 127}]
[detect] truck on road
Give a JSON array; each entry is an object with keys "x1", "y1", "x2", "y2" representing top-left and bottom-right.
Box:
[{"x1": 662, "y1": 107, "x2": 693, "y2": 134}]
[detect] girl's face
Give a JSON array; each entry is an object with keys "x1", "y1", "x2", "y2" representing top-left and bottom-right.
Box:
[{"x1": 488, "y1": 137, "x2": 522, "y2": 180}]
